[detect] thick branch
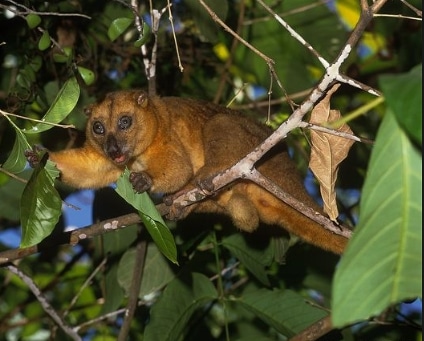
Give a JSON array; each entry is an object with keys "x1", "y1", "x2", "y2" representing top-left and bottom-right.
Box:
[{"x1": 0, "y1": 213, "x2": 141, "y2": 265}]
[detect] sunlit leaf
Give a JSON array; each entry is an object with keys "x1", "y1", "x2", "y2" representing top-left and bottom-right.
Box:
[
  {"x1": 144, "y1": 272, "x2": 218, "y2": 341},
  {"x1": 77, "y1": 66, "x2": 96, "y2": 86},
  {"x1": 333, "y1": 111, "x2": 422, "y2": 327},
  {"x1": 115, "y1": 169, "x2": 178, "y2": 264},
  {"x1": 23, "y1": 77, "x2": 80, "y2": 134},
  {"x1": 108, "y1": 17, "x2": 133, "y2": 42},
  {"x1": 20, "y1": 154, "x2": 62, "y2": 247}
]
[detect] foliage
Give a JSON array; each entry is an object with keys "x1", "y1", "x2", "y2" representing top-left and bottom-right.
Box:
[{"x1": 0, "y1": 0, "x2": 422, "y2": 340}]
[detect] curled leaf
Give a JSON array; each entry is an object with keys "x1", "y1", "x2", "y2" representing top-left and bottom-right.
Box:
[{"x1": 309, "y1": 84, "x2": 354, "y2": 221}]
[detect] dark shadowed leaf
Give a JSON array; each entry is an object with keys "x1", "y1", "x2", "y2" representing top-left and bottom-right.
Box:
[
  {"x1": 222, "y1": 234, "x2": 273, "y2": 286},
  {"x1": 238, "y1": 289, "x2": 328, "y2": 337},
  {"x1": 117, "y1": 244, "x2": 176, "y2": 298},
  {"x1": 144, "y1": 272, "x2": 218, "y2": 341}
]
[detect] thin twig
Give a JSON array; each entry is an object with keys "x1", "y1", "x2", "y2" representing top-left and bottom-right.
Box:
[
  {"x1": 167, "y1": 0, "x2": 184, "y2": 72},
  {"x1": 0, "y1": 167, "x2": 28, "y2": 183},
  {"x1": 6, "y1": 264, "x2": 82, "y2": 341},
  {"x1": 117, "y1": 231, "x2": 147, "y2": 341},
  {"x1": 2, "y1": 0, "x2": 91, "y2": 19},
  {"x1": 1, "y1": 109, "x2": 75, "y2": 129},
  {"x1": 299, "y1": 121, "x2": 374, "y2": 144},
  {"x1": 62, "y1": 257, "x2": 108, "y2": 319}
]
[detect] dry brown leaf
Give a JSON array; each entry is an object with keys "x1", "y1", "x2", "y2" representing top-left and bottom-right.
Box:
[{"x1": 309, "y1": 84, "x2": 354, "y2": 221}]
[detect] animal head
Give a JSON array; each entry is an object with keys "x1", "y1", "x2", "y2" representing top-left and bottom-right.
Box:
[{"x1": 84, "y1": 90, "x2": 158, "y2": 166}]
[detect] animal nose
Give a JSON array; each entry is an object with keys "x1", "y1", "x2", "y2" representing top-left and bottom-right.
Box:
[{"x1": 105, "y1": 134, "x2": 122, "y2": 159}]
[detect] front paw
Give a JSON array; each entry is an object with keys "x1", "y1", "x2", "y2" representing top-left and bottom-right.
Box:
[
  {"x1": 129, "y1": 171, "x2": 153, "y2": 193},
  {"x1": 24, "y1": 145, "x2": 47, "y2": 168}
]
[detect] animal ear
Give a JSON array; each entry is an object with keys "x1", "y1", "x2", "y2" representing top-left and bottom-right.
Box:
[
  {"x1": 137, "y1": 91, "x2": 148, "y2": 108},
  {"x1": 84, "y1": 105, "x2": 93, "y2": 116}
]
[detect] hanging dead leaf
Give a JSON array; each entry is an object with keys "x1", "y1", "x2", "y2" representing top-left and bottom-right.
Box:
[{"x1": 309, "y1": 84, "x2": 354, "y2": 221}]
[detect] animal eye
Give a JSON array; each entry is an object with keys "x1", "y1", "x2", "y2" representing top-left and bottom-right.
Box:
[
  {"x1": 118, "y1": 115, "x2": 132, "y2": 130},
  {"x1": 92, "y1": 121, "x2": 105, "y2": 135}
]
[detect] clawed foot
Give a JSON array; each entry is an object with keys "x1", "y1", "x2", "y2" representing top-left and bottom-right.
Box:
[
  {"x1": 24, "y1": 145, "x2": 47, "y2": 168},
  {"x1": 129, "y1": 171, "x2": 153, "y2": 193}
]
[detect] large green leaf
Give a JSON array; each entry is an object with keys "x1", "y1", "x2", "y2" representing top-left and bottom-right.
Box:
[
  {"x1": 20, "y1": 156, "x2": 62, "y2": 247},
  {"x1": 23, "y1": 77, "x2": 80, "y2": 134},
  {"x1": 117, "y1": 244, "x2": 176, "y2": 298},
  {"x1": 379, "y1": 64, "x2": 422, "y2": 144},
  {"x1": 108, "y1": 17, "x2": 133, "y2": 42},
  {"x1": 222, "y1": 234, "x2": 273, "y2": 286},
  {"x1": 1, "y1": 130, "x2": 30, "y2": 173},
  {"x1": 238, "y1": 289, "x2": 328, "y2": 337},
  {"x1": 144, "y1": 272, "x2": 218, "y2": 341},
  {"x1": 115, "y1": 170, "x2": 178, "y2": 264},
  {"x1": 332, "y1": 111, "x2": 422, "y2": 327}
]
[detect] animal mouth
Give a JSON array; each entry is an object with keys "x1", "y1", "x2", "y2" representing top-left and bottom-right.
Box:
[{"x1": 112, "y1": 153, "x2": 128, "y2": 165}]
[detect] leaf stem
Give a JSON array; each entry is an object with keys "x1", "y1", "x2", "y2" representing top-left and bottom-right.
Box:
[{"x1": 212, "y1": 231, "x2": 230, "y2": 341}]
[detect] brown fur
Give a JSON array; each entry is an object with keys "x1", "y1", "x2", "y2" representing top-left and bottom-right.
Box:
[{"x1": 49, "y1": 90, "x2": 348, "y2": 254}]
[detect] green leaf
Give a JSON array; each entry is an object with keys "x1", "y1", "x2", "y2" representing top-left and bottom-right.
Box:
[
  {"x1": 1, "y1": 131, "x2": 30, "y2": 173},
  {"x1": 29, "y1": 55, "x2": 43, "y2": 72},
  {"x1": 23, "y1": 77, "x2": 80, "y2": 134},
  {"x1": 20, "y1": 155, "x2": 62, "y2": 247},
  {"x1": 379, "y1": 64, "x2": 422, "y2": 144},
  {"x1": 144, "y1": 272, "x2": 218, "y2": 341},
  {"x1": 115, "y1": 169, "x2": 178, "y2": 264},
  {"x1": 108, "y1": 17, "x2": 133, "y2": 42},
  {"x1": 53, "y1": 47, "x2": 73, "y2": 63},
  {"x1": 117, "y1": 244, "x2": 176, "y2": 298},
  {"x1": 77, "y1": 66, "x2": 96, "y2": 86},
  {"x1": 222, "y1": 234, "x2": 273, "y2": 286},
  {"x1": 134, "y1": 22, "x2": 151, "y2": 47},
  {"x1": 38, "y1": 31, "x2": 51, "y2": 51},
  {"x1": 332, "y1": 111, "x2": 422, "y2": 327},
  {"x1": 26, "y1": 14, "x2": 41, "y2": 29},
  {"x1": 238, "y1": 289, "x2": 328, "y2": 337}
]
